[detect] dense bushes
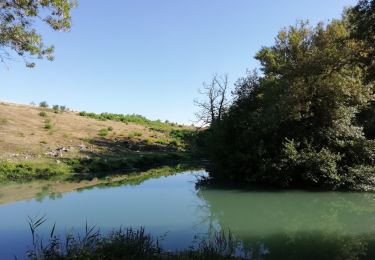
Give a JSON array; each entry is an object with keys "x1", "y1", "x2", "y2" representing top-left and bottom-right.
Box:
[
  {"x1": 0, "y1": 162, "x2": 69, "y2": 181},
  {"x1": 66, "y1": 153, "x2": 191, "y2": 177},
  {"x1": 78, "y1": 111, "x2": 177, "y2": 130},
  {"x1": 204, "y1": 4, "x2": 375, "y2": 190},
  {"x1": 0, "y1": 152, "x2": 196, "y2": 182}
]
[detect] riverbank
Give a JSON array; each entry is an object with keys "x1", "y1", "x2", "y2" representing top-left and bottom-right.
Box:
[
  {"x1": 0, "y1": 101, "x2": 203, "y2": 183},
  {"x1": 0, "y1": 164, "x2": 202, "y2": 205}
]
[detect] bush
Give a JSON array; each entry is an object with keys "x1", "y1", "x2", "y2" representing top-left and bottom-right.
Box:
[
  {"x1": 0, "y1": 118, "x2": 8, "y2": 125},
  {"x1": 44, "y1": 119, "x2": 53, "y2": 129},
  {"x1": 128, "y1": 131, "x2": 142, "y2": 138},
  {"x1": 59, "y1": 105, "x2": 67, "y2": 111},
  {"x1": 52, "y1": 104, "x2": 59, "y2": 111},
  {"x1": 39, "y1": 111, "x2": 47, "y2": 117},
  {"x1": 107, "y1": 126, "x2": 113, "y2": 131},
  {"x1": 98, "y1": 128, "x2": 109, "y2": 137},
  {"x1": 0, "y1": 161, "x2": 68, "y2": 181},
  {"x1": 44, "y1": 123, "x2": 53, "y2": 129},
  {"x1": 77, "y1": 111, "x2": 178, "y2": 130},
  {"x1": 39, "y1": 101, "x2": 48, "y2": 108}
]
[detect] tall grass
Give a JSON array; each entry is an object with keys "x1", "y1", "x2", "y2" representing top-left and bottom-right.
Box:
[{"x1": 26, "y1": 217, "x2": 250, "y2": 259}]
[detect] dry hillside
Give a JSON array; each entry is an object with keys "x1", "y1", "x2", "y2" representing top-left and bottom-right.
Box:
[{"x1": 0, "y1": 101, "x2": 190, "y2": 162}]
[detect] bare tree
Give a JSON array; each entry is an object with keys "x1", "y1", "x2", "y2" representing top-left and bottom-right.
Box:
[{"x1": 194, "y1": 74, "x2": 230, "y2": 126}]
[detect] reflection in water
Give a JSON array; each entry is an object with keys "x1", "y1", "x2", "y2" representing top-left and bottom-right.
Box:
[
  {"x1": 196, "y1": 186, "x2": 375, "y2": 259},
  {"x1": 0, "y1": 170, "x2": 374, "y2": 259}
]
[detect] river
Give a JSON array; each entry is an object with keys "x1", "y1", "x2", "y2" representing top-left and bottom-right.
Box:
[{"x1": 0, "y1": 169, "x2": 374, "y2": 259}]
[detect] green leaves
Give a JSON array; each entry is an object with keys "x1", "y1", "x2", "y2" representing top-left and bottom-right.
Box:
[
  {"x1": 206, "y1": 2, "x2": 375, "y2": 190},
  {"x1": 0, "y1": 0, "x2": 75, "y2": 67}
]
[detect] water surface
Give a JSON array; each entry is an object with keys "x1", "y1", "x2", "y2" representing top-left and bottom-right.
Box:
[{"x1": 0, "y1": 170, "x2": 374, "y2": 259}]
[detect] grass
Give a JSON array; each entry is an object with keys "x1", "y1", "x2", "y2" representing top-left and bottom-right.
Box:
[
  {"x1": 0, "y1": 117, "x2": 8, "y2": 125},
  {"x1": 128, "y1": 131, "x2": 142, "y2": 138},
  {"x1": 26, "y1": 218, "x2": 247, "y2": 259},
  {"x1": 0, "y1": 165, "x2": 203, "y2": 204},
  {"x1": 98, "y1": 128, "x2": 109, "y2": 137},
  {"x1": 0, "y1": 161, "x2": 70, "y2": 181},
  {"x1": 0, "y1": 152, "x2": 202, "y2": 182},
  {"x1": 0, "y1": 102, "x2": 203, "y2": 184}
]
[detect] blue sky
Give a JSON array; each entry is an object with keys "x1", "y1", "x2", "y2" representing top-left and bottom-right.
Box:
[{"x1": 1, "y1": 0, "x2": 357, "y2": 124}]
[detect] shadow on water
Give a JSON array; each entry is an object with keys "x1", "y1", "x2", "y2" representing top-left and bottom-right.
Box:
[
  {"x1": 58, "y1": 135, "x2": 207, "y2": 182},
  {"x1": 194, "y1": 181, "x2": 375, "y2": 259}
]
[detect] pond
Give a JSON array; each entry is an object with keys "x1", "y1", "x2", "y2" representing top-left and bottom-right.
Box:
[{"x1": 0, "y1": 169, "x2": 374, "y2": 259}]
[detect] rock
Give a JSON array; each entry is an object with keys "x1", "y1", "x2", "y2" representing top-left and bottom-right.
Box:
[{"x1": 77, "y1": 144, "x2": 88, "y2": 151}]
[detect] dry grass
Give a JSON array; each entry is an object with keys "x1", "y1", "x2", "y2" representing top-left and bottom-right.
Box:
[{"x1": 0, "y1": 101, "x2": 187, "y2": 161}]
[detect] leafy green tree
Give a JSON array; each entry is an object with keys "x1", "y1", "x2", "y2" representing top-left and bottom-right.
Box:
[
  {"x1": 348, "y1": 0, "x2": 375, "y2": 82},
  {"x1": 347, "y1": 0, "x2": 375, "y2": 138},
  {"x1": 206, "y1": 19, "x2": 375, "y2": 190},
  {"x1": 0, "y1": 0, "x2": 76, "y2": 67},
  {"x1": 39, "y1": 101, "x2": 48, "y2": 108}
]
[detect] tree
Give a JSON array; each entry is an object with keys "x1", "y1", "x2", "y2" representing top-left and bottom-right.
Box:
[
  {"x1": 194, "y1": 74, "x2": 229, "y2": 126},
  {"x1": 346, "y1": 0, "x2": 375, "y2": 139},
  {"x1": 0, "y1": 0, "x2": 76, "y2": 67},
  {"x1": 348, "y1": 0, "x2": 375, "y2": 82},
  {"x1": 39, "y1": 101, "x2": 48, "y2": 108},
  {"x1": 205, "y1": 19, "x2": 375, "y2": 190}
]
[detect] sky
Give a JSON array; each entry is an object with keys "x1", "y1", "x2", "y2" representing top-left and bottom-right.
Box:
[{"x1": 1, "y1": 0, "x2": 358, "y2": 124}]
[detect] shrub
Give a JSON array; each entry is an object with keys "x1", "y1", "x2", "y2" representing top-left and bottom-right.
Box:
[
  {"x1": 52, "y1": 104, "x2": 59, "y2": 111},
  {"x1": 107, "y1": 126, "x2": 113, "y2": 131},
  {"x1": 39, "y1": 101, "x2": 48, "y2": 108},
  {"x1": 98, "y1": 128, "x2": 109, "y2": 137},
  {"x1": 39, "y1": 111, "x2": 47, "y2": 117},
  {"x1": 77, "y1": 111, "x2": 178, "y2": 130},
  {"x1": 44, "y1": 119, "x2": 52, "y2": 129},
  {"x1": 44, "y1": 123, "x2": 53, "y2": 129},
  {"x1": 156, "y1": 139, "x2": 167, "y2": 145},
  {"x1": 128, "y1": 131, "x2": 142, "y2": 138},
  {"x1": 0, "y1": 118, "x2": 8, "y2": 125},
  {"x1": 59, "y1": 105, "x2": 67, "y2": 111},
  {"x1": 0, "y1": 161, "x2": 68, "y2": 181}
]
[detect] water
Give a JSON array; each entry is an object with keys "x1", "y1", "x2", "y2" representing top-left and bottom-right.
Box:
[{"x1": 0, "y1": 170, "x2": 374, "y2": 259}]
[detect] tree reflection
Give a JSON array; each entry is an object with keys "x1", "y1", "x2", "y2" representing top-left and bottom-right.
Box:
[{"x1": 194, "y1": 184, "x2": 375, "y2": 259}]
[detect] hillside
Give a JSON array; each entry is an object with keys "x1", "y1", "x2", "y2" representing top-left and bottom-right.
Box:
[{"x1": 0, "y1": 101, "x2": 199, "y2": 182}]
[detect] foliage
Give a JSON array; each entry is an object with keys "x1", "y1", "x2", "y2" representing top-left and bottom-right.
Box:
[
  {"x1": 78, "y1": 111, "x2": 181, "y2": 130},
  {"x1": 39, "y1": 101, "x2": 49, "y2": 108},
  {"x1": 98, "y1": 128, "x2": 109, "y2": 137},
  {"x1": 44, "y1": 119, "x2": 53, "y2": 129},
  {"x1": 205, "y1": 12, "x2": 375, "y2": 190},
  {"x1": 39, "y1": 111, "x2": 47, "y2": 117},
  {"x1": 0, "y1": 152, "x2": 199, "y2": 182},
  {"x1": 347, "y1": 0, "x2": 375, "y2": 139},
  {"x1": 26, "y1": 218, "x2": 246, "y2": 259},
  {"x1": 65, "y1": 152, "x2": 192, "y2": 179},
  {"x1": 52, "y1": 104, "x2": 59, "y2": 111},
  {"x1": 128, "y1": 131, "x2": 142, "y2": 138},
  {"x1": 0, "y1": 161, "x2": 69, "y2": 181},
  {"x1": 0, "y1": 0, "x2": 75, "y2": 67}
]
